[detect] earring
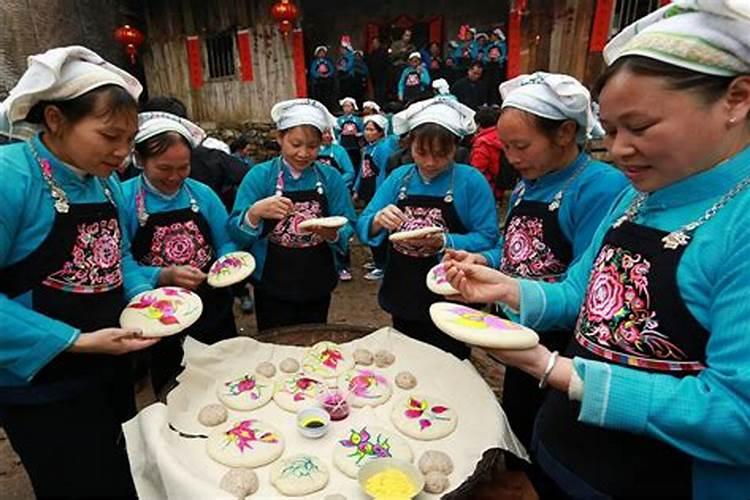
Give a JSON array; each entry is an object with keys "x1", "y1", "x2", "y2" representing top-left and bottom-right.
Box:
[{"x1": 729, "y1": 116, "x2": 738, "y2": 125}]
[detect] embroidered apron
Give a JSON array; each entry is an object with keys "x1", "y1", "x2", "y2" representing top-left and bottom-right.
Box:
[
  {"x1": 534, "y1": 211, "x2": 714, "y2": 497},
  {"x1": 380, "y1": 166, "x2": 466, "y2": 322},
  {"x1": 0, "y1": 153, "x2": 131, "y2": 412},
  {"x1": 130, "y1": 177, "x2": 235, "y2": 343},
  {"x1": 259, "y1": 161, "x2": 337, "y2": 302},
  {"x1": 403, "y1": 70, "x2": 423, "y2": 103},
  {"x1": 357, "y1": 144, "x2": 379, "y2": 202},
  {"x1": 339, "y1": 119, "x2": 360, "y2": 151}
]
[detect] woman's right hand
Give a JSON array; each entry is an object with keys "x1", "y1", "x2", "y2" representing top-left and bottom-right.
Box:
[
  {"x1": 443, "y1": 260, "x2": 520, "y2": 309},
  {"x1": 68, "y1": 328, "x2": 159, "y2": 355},
  {"x1": 442, "y1": 249, "x2": 489, "y2": 266},
  {"x1": 159, "y1": 265, "x2": 206, "y2": 290},
  {"x1": 372, "y1": 204, "x2": 408, "y2": 233},
  {"x1": 247, "y1": 195, "x2": 294, "y2": 225}
]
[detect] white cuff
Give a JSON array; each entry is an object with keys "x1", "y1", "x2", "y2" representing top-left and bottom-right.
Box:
[
  {"x1": 244, "y1": 209, "x2": 259, "y2": 229},
  {"x1": 568, "y1": 366, "x2": 585, "y2": 401}
]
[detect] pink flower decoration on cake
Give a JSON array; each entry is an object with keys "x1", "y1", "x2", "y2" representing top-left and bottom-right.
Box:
[
  {"x1": 223, "y1": 420, "x2": 279, "y2": 453},
  {"x1": 128, "y1": 295, "x2": 180, "y2": 325},
  {"x1": 404, "y1": 397, "x2": 451, "y2": 432}
]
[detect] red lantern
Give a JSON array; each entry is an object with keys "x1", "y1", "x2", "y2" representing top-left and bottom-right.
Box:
[
  {"x1": 270, "y1": 0, "x2": 299, "y2": 35},
  {"x1": 114, "y1": 24, "x2": 145, "y2": 65}
]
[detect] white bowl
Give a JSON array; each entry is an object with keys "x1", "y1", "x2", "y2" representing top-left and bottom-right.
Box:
[
  {"x1": 296, "y1": 406, "x2": 330, "y2": 439},
  {"x1": 358, "y1": 458, "x2": 424, "y2": 499}
]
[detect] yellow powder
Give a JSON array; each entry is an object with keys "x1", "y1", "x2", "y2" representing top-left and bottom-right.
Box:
[{"x1": 364, "y1": 468, "x2": 416, "y2": 498}]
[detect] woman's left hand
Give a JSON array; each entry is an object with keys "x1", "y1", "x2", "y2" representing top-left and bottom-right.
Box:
[
  {"x1": 411, "y1": 232, "x2": 444, "y2": 252},
  {"x1": 304, "y1": 225, "x2": 339, "y2": 242}
]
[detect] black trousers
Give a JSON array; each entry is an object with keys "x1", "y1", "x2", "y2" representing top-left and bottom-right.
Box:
[
  {"x1": 392, "y1": 316, "x2": 470, "y2": 359},
  {"x1": 371, "y1": 240, "x2": 388, "y2": 269},
  {"x1": 254, "y1": 288, "x2": 331, "y2": 331},
  {"x1": 0, "y1": 384, "x2": 137, "y2": 499}
]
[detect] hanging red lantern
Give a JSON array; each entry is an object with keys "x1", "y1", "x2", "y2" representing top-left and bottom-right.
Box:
[
  {"x1": 270, "y1": 0, "x2": 299, "y2": 35},
  {"x1": 114, "y1": 24, "x2": 145, "y2": 65}
]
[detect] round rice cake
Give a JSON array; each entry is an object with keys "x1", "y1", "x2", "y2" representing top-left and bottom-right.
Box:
[
  {"x1": 337, "y1": 368, "x2": 392, "y2": 408},
  {"x1": 207, "y1": 251, "x2": 256, "y2": 288},
  {"x1": 332, "y1": 425, "x2": 413, "y2": 478},
  {"x1": 119, "y1": 287, "x2": 202, "y2": 337},
  {"x1": 302, "y1": 341, "x2": 354, "y2": 380},
  {"x1": 273, "y1": 372, "x2": 325, "y2": 413},
  {"x1": 216, "y1": 373, "x2": 273, "y2": 411},
  {"x1": 206, "y1": 419, "x2": 284, "y2": 468},
  {"x1": 298, "y1": 216, "x2": 348, "y2": 230},
  {"x1": 391, "y1": 394, "x2": 458, "y2": 441},
  {"x1": 270, "y1": 454, "x2": 329, "y2": 496}
]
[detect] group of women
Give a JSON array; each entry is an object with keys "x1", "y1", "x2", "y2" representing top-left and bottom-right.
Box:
[{"x1": 1, "y1": 1, "x2": 748, "y2": 498}]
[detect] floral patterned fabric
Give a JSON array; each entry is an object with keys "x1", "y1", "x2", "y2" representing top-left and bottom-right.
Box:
[
  {"x1": 575, "y1": 243, "x2": 690, "y2": 362},
  {"x1": 43, "y1": 217, "x2": 123, "y2": 292},
  {"x1": 141, "y1": 220, "x2": 213, "y2": 269},
  {"x1": 391, "y1": 206, "x2": 447, "y2": 258},
  {"x1": 405, "y1": 73, "x2": 420, "y2": 87},
  {"x1": 360, "y1": 156, "x2": 375, "y2": 179},
  {"x1": 500, "y1": 214, "x2": 567, "y2": 280},
  {"x1": 269, "y1": 200, "x2": 325, "y2": 248},
  {"x1": 341, "y1": 122, "x2": 358, "y2": 136}
]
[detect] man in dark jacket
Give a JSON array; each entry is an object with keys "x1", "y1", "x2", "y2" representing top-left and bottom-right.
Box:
[
  {"x1": 450, "y1": 62, "x2": 490, "y2": 110},
  {"x1": 365, "y1": 37, "x2": 390, "y2": 103}
]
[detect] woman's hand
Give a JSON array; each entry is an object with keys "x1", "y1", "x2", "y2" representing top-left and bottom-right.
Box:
[
  {"x1": 159, "y1": 265, "x2": 207, "y2": 290},
  {"x1": 410, "y1": 233, "x2": 444, "y2": 253},
  {"x1": 489, "y1": 344, "x2": 573, "y2": 393},
  {"x1": 442, "y1": 249, "x2": 489, "y2": 266},
  {"x1": 443, "y1": 260, "x2": 520, "y2": 308},
  {"x1": 372, "y1": 204, "x2": 408, "y2": 234},
  {"x1": 303, "y1": 225, "x2": 340, "y2": 242},
  {"x1": 68, "y1": 328, "x2": 159, "y2": 355},
  {"x1": 247, "y1": 195, "x2": 294, "y2": 226}
]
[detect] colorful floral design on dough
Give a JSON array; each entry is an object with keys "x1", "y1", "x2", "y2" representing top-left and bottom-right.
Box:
[
  {"x1": 575, "y1": 244, "x2": 688, "y2": 361},
  {"x1": 211, "y1": 253, "x2": 252, "y2": 277},
  {"x1": 500, "y1": 215, "x2": 567, "y2": 280},
  {"x1": 338, "y1": 369, "x2": 392, "y2": 407},
  {"x1": 430, "y1": 264, "x2": 450, "y2": 286},
  {"x1": 222, "y1": 419, "x2": 279, "y2": 453},
  {"x1": 281, "y1": 456, "x2": 321, "y2": 479},
  {"x1": 127, "y1": 293, "x2": 185, "y2": 325},
  {"x1": 447, "y1": 305, "x2": 525, "y2": 332},
  {"x1": 339, "y1": 427, "x2": 392, "y2": 465},
  {"x1": 404, "y1": 397, "x2": 451, "y2": 431},
  {"x1": 223, "y1": 374, "x2": 265, "y2": 400},
  {"x1": 302, "y1": 342, "x2": 353, "y2": 378}
]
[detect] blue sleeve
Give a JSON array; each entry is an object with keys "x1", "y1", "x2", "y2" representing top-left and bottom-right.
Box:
[
  {"x1": 371, "y1": 143, "x2": 389, "y2": 191},
  {"x1": 227, "y1": 162, "x2": 274, "y2": 249},
  {"x1": 564, "y1": 164, "x2": 628, "y2": 268},
  {"x1": 117, "y1": 177, "x2": 161, "y2": 289},
  {"x1": 108, "y1": 176, "x2": 153, "y2": 298},
  {"x1": 518, "y1": 189, "x2": 633, "y2": 331},
  {"x1": 0, "y1": 160, "x2": 79, "y2": 383},
  {"x1": 193, "y1": 181, "x2": 237, "y2": 257},
  {"x1": 320, "y1": 166, "x2": 357, "y2": 254},
  {"x1": 310, "y1": 59, "x2": 320, "y2": 79},
  {"x1": 355, "y1": 117, "x2": 364, "y2": 135},
  {"x1": 333, "y1": 145, "x2": 355, "y2": 189},
  {"x1": 398, "y1": 69, "x2": 408, "y2": 100},
  {"x1": 446, "y1": 167, "x2": 498, "y2": 252},
  {"x1": 420, "y1": 67, "x2": 432, "y2": 88},
  {"x1": 355, "y1": 170, "x2": 403, "y2": 246}
]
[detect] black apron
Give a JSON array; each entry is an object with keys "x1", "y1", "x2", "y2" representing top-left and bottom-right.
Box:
[
  {"x1": 380, "y1": 167, "x2": 467, "y2": 323},
  {"x1": 339, "y1": 118, "x2": 360, "y2": 151},
  {"x1": 357, "y1": 145, "x2": 379, "y2": 202},
  {"x1": 534, "y1": 220, "x2": 707, "y2": 498},
  {"x1": 130, "y1": 179, "x2": 236, "y2": 343},
  {"x1": 402, "y1": 69, "x2": 424, "y2": 103},
  {"x1": 258, "y1": 163, "x2": 337, "y2": 302},
  {"x1": 0, "y1": 173, "x2": 131, "y2": 412},
  {"x1": 317, "y1": 152, "x2": 341, "y2": 174}
]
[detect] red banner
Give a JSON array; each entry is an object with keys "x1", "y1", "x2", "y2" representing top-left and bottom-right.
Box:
[
  {"x1": 237, "y1": 29, "x2": 254, "y2": 82},
  {"x1": 589, "y1": 0, "x2": 616, "y2": 52},
  {"x1": 506, "y1": 9, "x2": 522, "y2": 78},
  {"x1": 292, "y1": 29, "x2": 307, "y2": 97},
  {"x1": 429, "y1": 16, "x2": 443, "y2": 45},
  {"x1": 659, "y1": 0, "x2": 671, "y2": 5},
  {"x1": 186, "y1": 35, "x2": 203, "y2": 89}
]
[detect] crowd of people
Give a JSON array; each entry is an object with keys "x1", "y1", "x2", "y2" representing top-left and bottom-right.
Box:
[{"x1": 1, "y1": 1, "x2": 749, "y2": 499}]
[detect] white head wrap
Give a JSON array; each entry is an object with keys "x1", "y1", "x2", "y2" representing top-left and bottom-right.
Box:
[
  {"x1": 338, "y1": 97, "x2": 358, "y2": 110},
  {"x1": 604, "y1": 0, "x2": 750, "y2": 76},
  {"x1": 499, "y1": 72, "x2": 597, "y2": 142},
  {"x1": 271, "y1": 98, "x2": 338, "y2": 133},
  {"x1": 201, "y1": 137, "x2": 231, "y2": 154},
  {"x1": 408, "y1": 51, "x2": 422, "y2": 61},
  {"x1": 135, "y1": 111, "x2": 206, "y2": 148},
  {"x1": 363, "y1": 114, "x2": 388, "y2": 132},
  {"x1": 362, "y1": 100, "x2": 381, "y2": 113},
  {"x1": 392, "y1": 96, "x2": 477, "y2": 137},
  {"x1": 314, "y1": 45, "x2": 328, "y2": 56},
  {"x1": 492, "y1": 28, "x2": 506, "y2": 41},
  {"x1": 0, "y1": 46, "x2": 142, "y2": 135},
  {"x1": 474, "y1": 32, "x2": 489, "y2": 41},
  {"x1": 432, "y1": 78, "x2": 451, "y2": 95}
]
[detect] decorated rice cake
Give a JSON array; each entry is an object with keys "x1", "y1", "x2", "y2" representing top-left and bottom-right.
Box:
[
  {"x1": 273, "y1": 372, "x2": 325, "y2": 413},
  {"x1": 207, "y1": 251, "x2": 256, "y2": 288},
  {"x1": 119, "y1": 286, "x2": 202, "y2": 337},
  {"x1": 298, "y1": 216, "x2": 348, "y2": 230},
  {"x1": 429, "y1": 302, "x2": 539, "y2": 350},
  {"x1": 337, "y1": 368, "x2": 392, "y2": 408},
  {"x1": 206, "y1": 418, "x2": 284, "y2": 468},
  {"x1": 217, "y1": 373, "x2": 273, "y2": 411},
  {"x1": 332, "y1": 425, "x2": 413, "y2": 478},
  {"x1": 426, "y1": 263, "x2": 459, "y2": 295},
  {"x1": 302, "y1": 341, "x2": 354, "y2": 380},
  {"x1": 270, "y1": 454, "x2": 329, "y2": 496},
  {"x1": 391, "y1": 394, "x2": 458, "y2": 441},
  {"x1": 388, "y1": 226, "x2": 443, "y2": 242}
]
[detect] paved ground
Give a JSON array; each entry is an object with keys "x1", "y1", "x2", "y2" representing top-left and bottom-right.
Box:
[{"x1": 0, "y1": 243, "x2": 531, "y2": 499}]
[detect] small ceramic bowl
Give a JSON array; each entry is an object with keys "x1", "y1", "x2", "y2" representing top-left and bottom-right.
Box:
[
  {"x1": 296, "y1": 406, "x2": 330, "y2": 439},
  {"x1": 358, "y1": 458, "x2": 424, "y2": 499}
]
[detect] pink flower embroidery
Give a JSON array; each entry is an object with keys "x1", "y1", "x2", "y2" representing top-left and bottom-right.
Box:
[
  {"x1": 585, "y1": 264, "x2": 625, "y2": 322},
  {"x1": 270, "y1": 200, "x2": 325, "y2": 248},
  {"x1": 392, "y1": 206, "x2": 446, "y2": 258},
  {"x1": 142, "y1": 220, "x2": 213, "y2": 269},
  {"x1": 500, "y1": 215, "x2": 567, "y2": 279}
]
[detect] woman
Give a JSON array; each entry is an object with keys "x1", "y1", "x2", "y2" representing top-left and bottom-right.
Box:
[
  {"x1": 309, "y1": 45, "x2": 336, "y2": 111},
  {"x1": 228, "y1": 99, "x2": 357, "y2": 331},
  {"x1": 318, "y1": 127, "x2": 355, "y2": 191},
  {"x1": 398, "y1": 52, "x2": 431, "y2": 103},
  {"x1": 456, "y1": 72, "x2": 628, "y2": 470},
  {"x1": 0, "y1": 46, "x2": 158, "y2": 498},
  {"x1": 356, "y1": 96, "x2": 498, "y2": 358},
  {"x1": 445, "y1": 3, "x2": 750, "y2": 497},
  {"x1": 336, "y1": 97, "x2": 363, "y2": 179},
  {"x1": 121, "y1": 112, "x2": 238, "y2": 393}
]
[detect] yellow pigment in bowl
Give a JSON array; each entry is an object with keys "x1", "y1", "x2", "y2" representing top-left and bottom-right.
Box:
[{"x1": 364, "y1": 468, "x2": 417, "y2": 498}]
